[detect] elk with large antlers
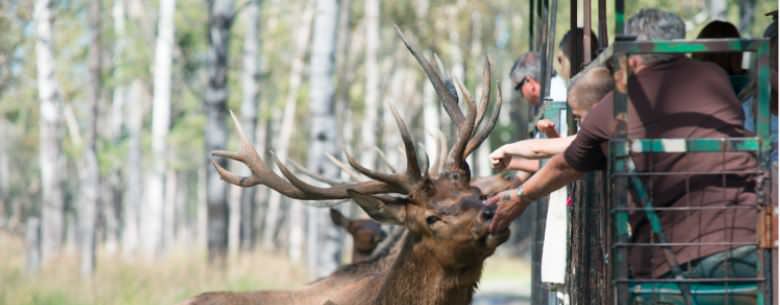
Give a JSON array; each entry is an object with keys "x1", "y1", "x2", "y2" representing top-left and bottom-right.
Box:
[{"x1": 181, "y1": 27, "x2": 507, "y2": 305}]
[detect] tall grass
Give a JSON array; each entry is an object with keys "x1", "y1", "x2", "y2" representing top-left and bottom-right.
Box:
[
  {"x1": 0, "y1": 232, "x2": 307, "y2": 305},
  {"x1": 0, "y1": 232, "x2": 530, "y2": 305}
]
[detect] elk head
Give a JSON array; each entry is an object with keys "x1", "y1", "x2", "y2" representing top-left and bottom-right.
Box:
[
  {"x1": 329, "y1": 208, "x2": 387, "y2": 262},
  {"x1": 211, "y1": 27, "x2": 507, "y2": 272}
]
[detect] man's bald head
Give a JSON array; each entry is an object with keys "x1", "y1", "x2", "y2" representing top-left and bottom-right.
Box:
[{"x1": 567, "y1": 67, "x2": 614, "y2": 121}]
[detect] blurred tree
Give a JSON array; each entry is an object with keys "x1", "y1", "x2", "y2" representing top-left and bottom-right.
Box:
[
  {"x1": 238, "y1": 0, "x2": 263, "y2": 252},
  {"x1": 739, "y1": 0, "x2": 757, "y2": 35},
  {"x1": 77, "y1": 0, "x2": 102, "y2": 276},
  {"x1": 204, "y1": 0, "x2": 235, "y2": 264},
  {"x1": 145, "y1": 0, "x2": 176, "y2": 258},
  {"x1": 359, "y1": 0, "x2": 379, "y2": 173},
  {"x1": 306, "y1": 0, "x2": 343, "y2": 278},
  {"x1": 263, "y1": 0, "x2": 314, "y2": 254},
  {"x1": 34, "y1": 0, "x2": 65, "y2": 263}
]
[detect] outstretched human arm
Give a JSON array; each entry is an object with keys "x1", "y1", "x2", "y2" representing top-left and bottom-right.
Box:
[
  {"x1": 486, "y1": 153, "x2": 583, "y2": 233},
  {"x1": 489, "y1": 135, "x2": 576, "y2": 167}
]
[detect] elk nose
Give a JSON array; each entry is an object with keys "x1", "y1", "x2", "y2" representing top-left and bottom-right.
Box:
[{"x1": 481, "y1": 206, "x2": 496, "y2": 221}]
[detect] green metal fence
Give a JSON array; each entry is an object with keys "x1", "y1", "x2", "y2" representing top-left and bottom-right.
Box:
[{"x1": 606, "y1": 36, "x2": 774, "y2": 305}]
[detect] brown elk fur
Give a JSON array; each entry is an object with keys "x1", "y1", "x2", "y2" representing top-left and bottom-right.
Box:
[{"x1": 329, "y1": 209, "x2": 387, "y2": 263}]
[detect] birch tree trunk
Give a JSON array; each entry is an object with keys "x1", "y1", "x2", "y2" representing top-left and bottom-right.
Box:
[
  {"x1": 204, "y1": 0, "x2": 235, "y2": 263},
  {"x1": 238, "y1": 0, "x2": 263, "y2": 251},
  {"x1": 123, "y1": 80, "x2": 145, "y2": 256},
  {"x1": 263, "y1": 0, "x2": 314, "y2": 251},
  {"x1": 707, "y1": 0, "x2": 727, "y2": 21},
  {"x1": 468, "y1": 11, "x2": 491, "y2": 178},
  {"x1": 35, "y1": 0, "x2": 65, "y2": 263},
  {"x1": 360, "y1": 0, "x2": 379, "y2": 170},
  {"x1": 306, "y1": 0, "x2": 342, "y2": 278},
  {"x1": 77, "y1": 0, "x2": 102, "y2": 276},
  {"x1": 144, "y1": 0, "x2": 176, "y2": 257},
  {"x1": 738, "y1": 0, "x2": 757, "y2": 35}
]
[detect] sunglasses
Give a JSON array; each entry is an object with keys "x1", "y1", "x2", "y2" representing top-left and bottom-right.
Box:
[{"x1": 514, "y1": 76, "x2": 528, "y2": 92}]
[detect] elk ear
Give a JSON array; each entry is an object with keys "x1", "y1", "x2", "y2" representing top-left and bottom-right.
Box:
[
  {"x1": 329, "y1": 208, "x2": 349, "y2": 228},
  {"x1": 347, "y1": 190, "x2": 406, "y2": 225}
]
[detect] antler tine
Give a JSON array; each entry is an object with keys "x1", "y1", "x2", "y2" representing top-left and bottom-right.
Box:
[
  {"x1": 212, "y1": 111, "x2": 400, "y2": 200},
  {"x1": 394, "y1": 25, "x2": 465, "y2": 127},
  {"x1": 211, "y1": 111, "x2": 293, "y2": 190},
  {"x1": 325, "y1": 153, "x2": 363, "y2": 180},
  {"x1": 427, "y1": 129, "x2": 448, "y2": 178},
  {"x1": 274, "y1": 153, "x2": 405, "y2": 198},
  {"x1": 345, "y1": 151, "x2": 407, "y2": 187},
  {"x1": 448, "y1": 77, "x2": 478, "y2": 170},
  {"x1": 473, "y1": 57, "x2": 492, "y2": 129},
  {"x1": 418, "y1": 142, "x2": 430, "y2": 178},
  {"x1": 387, "y1": 103, "x2": 423, "y2": 180},
  {"x1": 373, "y1": 147, "x2": 398, "y2": 174},
  {"x1": 288, "y1": 159, "x2": 346, "y2": 185},
  {"x1": 464, "y1": 83, "x2": 503, "y2": 157}
]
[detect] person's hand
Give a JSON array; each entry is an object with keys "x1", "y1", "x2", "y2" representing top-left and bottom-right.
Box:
[
  {"x1": 488, "y1": 145, "x2": 511, "y2": 170},
  {"x1": 486, "y1": 189, "x2": 528, "y2": 233},
  {"x1": 536, "y1": 119, "x2": 559, "y2": 138}
]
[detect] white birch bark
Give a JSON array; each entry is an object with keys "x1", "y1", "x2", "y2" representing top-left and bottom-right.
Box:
[
  {"x1": 360, "y1": 0, "x2": 379, "y2": 169},
  {"x1": 262, "y1": 1, "x2": 314, "y2": 250},
  {"x1": 204, "y1": 0, "x2": 235, "y2": 263},
  {"x1": 144, "y1": 0, "x2": 176, "y2": 258},
  {"x1": 122, "y1": 80, "x2": 145, "y2": 256},
  {"x1": 77, "y1": 0, "x2": 101, "y2": 276},
  {"x1": 306, "y1": 0, "x2": 342, "y2": 278},
  {"x1": 35, "y1": 0, "x2": 65, "y2": 263},
  {"x1": 238, "y1": 0, "x2": 262, "y2": 251}
]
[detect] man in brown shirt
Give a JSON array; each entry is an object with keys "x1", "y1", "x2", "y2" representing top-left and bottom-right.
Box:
[{"x1": 488, "y1": 8, "x2": 760, "y2": 278}]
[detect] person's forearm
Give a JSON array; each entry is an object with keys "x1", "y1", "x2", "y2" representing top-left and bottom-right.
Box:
[
  {"x1": 519, "y1": 153, "x2": 583, "y2": 202},
  {"x1": 504, "y1": 136, "x2": 576, "y2": 160},
  {"x1": 507, "y1": 158, "x2": 540, "y2": 172}
]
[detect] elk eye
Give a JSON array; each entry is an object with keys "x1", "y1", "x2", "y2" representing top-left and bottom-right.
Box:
[{"x1": 425, "y1": 215, "x2": 440, "y2": 225}]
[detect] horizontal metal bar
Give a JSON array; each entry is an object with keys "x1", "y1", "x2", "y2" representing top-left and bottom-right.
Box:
[
  {"x1": 613, "y1": 38, "x2": 767, "y2": 54},
  {"x1": 611, "y1": 138, "x2": 761, "y2": 156},
  {"x1": 611, "y1": 205, "x2": 758, "y2": 212},
  {"x1": 610, "y1": 170, "x2": 763, "y2": 177},
  {"x1": 614, "y1": 242, "x2": 757, "y2": 247},
  {"x1": 615, "y1": 278, "x2": 765, "y2": 283}
]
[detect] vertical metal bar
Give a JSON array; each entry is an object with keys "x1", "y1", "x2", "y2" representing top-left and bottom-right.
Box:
[
  {"x1": 530, "y1": 0, "x2": 536, "y2": 50},
  {"x1": 611, "y1": 51, "x2": 630, "y2": 305},
  {"x1": 540, "y1": 0, "x2": 558, "y2": 100},
  {"x1": 530, "y1": 4, "x2": 548, "y2": 303},
  {"x1": 570, "y1": 0, "x2": 582, "y2": 76},
  {"x1": 598, "y1": 0, "x2": 608, "y2": 48},
  {"x1": 615, "y1": 0, "x2": 624, "y2": 35},
  {"x1": 583, "y1": 0, "x2": 592, "y2": 64},
  {"x1": 755, "y1": 37, "x2": 772, "y2": 305}
]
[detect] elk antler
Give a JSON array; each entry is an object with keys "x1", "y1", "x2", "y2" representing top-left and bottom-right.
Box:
[
  {"x1": 395, "y1": 26, "x2": 464, "y2": 127},
  {"x1": 428, "y1": 129, "x2": 448, "y2": 178},
  {"x1": 213, "y1": 27, "x2": 501, "y2": 202},
  {"x1": 212, "y1": 111, "x2": 405, "y2": 200},
  {"x1": 345, "y1": 103, "x2": 423, "y2": 192},
  {"x1": 395, "y1": 26, "x2": 502, "y2": 176}
]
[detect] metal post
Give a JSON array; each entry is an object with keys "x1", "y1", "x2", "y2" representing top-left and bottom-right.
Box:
[
  {"x1": 598, "y1": 0, "x2": 608, "y2": 48},
  {"x1": 583, "y1": 0, "x2": 592, "y2": 64}
]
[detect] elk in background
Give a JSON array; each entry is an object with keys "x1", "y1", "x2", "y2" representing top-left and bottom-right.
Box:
[
  {"x1": 329, "y1": 208, "x2": 387, "y2": 263},
  {"x1": 181, "y1": 27, "x2": 507, "y2": 305}
]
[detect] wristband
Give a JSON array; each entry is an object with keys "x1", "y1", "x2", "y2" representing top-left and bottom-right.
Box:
[{"x1": 514, "y1": 186, "x2": 525, "y2": 202}]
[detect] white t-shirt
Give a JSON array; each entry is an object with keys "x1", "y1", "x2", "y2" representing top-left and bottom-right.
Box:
[{"x1": 549, "y1": 75, "x2": 568, "y2": 102}]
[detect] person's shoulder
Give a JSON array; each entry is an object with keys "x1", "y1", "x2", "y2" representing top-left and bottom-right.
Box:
[
  {"x1": 678, "y1": 57, "x2": 730, "y2": 78},
  {"x1": 578, "y1": 91, "x2": 615, "y2": 135}
]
